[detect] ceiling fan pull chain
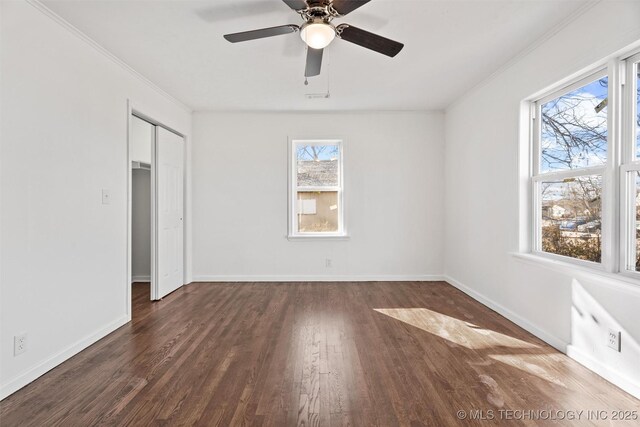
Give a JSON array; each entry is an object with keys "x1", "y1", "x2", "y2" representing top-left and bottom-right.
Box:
[
  {"x1": 325, "y1": 48, "x2": 331, "y2": 98},
  {"x1": 325, "y1": 54, "x2": 331, "y2": 99},
  {"x1": 304, "y1": 44, "x2": 309, "y2": 85}
]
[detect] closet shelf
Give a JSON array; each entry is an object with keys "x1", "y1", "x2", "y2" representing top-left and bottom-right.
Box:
[{"x1": 131, "y1": 160, "x2": 151, "y2": 171}]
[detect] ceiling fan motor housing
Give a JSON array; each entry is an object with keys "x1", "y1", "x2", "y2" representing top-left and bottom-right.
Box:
[{"x1": 307, "y1": 0, "x2": 332, "y2": 12}]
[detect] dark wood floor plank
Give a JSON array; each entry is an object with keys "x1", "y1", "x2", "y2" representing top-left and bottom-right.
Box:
[{"x1": 1, "y1": 281, "x2": 639, "y2": 427}]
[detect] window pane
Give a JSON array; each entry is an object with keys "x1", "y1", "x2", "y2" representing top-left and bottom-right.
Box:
[
  {"x1": 296, "y1": 144, "x2": 339, "y2": 187},
  {"x1": 297, "y1": 191, "x2": 339, "y2": 232},
  {"x1": 636, "y1": 65, "x2": 640, "y2": 157},
  {"x1": 633, "y1": 172, "x2": 640, "y2": 271},
  {"x1": 540, "y1": 175, "x2": 602, "y2": 262},
  {"x1": 540, "y1": 77, "x2": 608, "y2": 172}
]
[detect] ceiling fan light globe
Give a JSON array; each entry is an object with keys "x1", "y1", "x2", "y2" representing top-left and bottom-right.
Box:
[{"x1": 300, "y1": 23, "x2": 336, "y2": 49}]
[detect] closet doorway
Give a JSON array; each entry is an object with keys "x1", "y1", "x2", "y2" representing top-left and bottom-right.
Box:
[
  {"x1": 129, "y1": 111, "x2": 185, "y2": 307},
  {"x1": 130, "y1": 115, "x2": 153, "y2": 304}
]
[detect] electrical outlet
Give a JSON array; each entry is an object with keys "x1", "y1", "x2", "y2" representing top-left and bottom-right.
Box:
[
  {"x1": 607, "y1": 329, "x2": 621, "y2": 352},
  {"x1": 14, "y1": 333, "x2": 27, "y2": 356},
  {"x1": 325, "y1": 258, "x2": 332, "y2": 268}
]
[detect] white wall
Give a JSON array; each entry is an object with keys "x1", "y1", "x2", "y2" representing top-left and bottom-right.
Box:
[
  {"x1": 132, "y1": 169, "x2": 151, "y2": 280},
  {"x1": 192, "y1": 112, "x2": 445, "y2": 281},
  {"x1": 444, "y1": 1, "x2": 640, "y2": 398},
  {"x1": 0, "y1": 1, "x2": 192, "y2": 399}
]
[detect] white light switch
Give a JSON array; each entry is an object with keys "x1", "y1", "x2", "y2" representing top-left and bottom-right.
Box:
[{"x1": 102, "y1": 189, "x2": 111, "y2": 205}]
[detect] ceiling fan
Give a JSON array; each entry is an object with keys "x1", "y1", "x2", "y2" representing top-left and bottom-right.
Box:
[{"x1": 223, "y1": 0, "x2": 404, "y2": 78}]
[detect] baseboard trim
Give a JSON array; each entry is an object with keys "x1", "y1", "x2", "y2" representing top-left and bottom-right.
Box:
[
  {"x1": 131, "y1": 275, "x2": 151, "y2": 283},
  {"x1": 567, "y1": 345, "x2": 640, "y2": 399},
  {"x1": 443, "y1": 275, "x2": 567, "y2": 352},
  {"x1": 444, "y1": 275, "x2": 640, "y2": 399},
  {"x1": 192, "y1": 274, "x2": 446, "y2": 283},
  {"x1": 0, "y1": 315, "x2": 130, "y2": 401}
]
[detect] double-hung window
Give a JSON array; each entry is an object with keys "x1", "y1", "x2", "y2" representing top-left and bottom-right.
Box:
[
  {"x1": 288, "y1": 139, "x2": 345, "y2": 238},
  {"x1": 532, "y1": 71, "x2": 609, "y2": 266},
  {"x1": 621, "y1": 53, "x2": 640, "y2": 272},
  {"x1": 529, "y1": 48, "x2": 640, "y2": 277}
]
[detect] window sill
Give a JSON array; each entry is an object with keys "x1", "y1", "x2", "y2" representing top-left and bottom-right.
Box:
[
  {"x1": 287, "y1": 234, "x2": 350, "y2": 241},
  {"x1": 511, "y1": 252, "x2": 640, "y2": 293}
]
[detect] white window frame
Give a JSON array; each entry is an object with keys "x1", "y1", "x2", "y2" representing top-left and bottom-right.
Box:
[
  {"x1": 288, "y1": 139, "x2": 347, "y2": 239},
  {"x1": 526, "y1": 46, "x2": 640, "y2": 281},
  {"x1": 530, "y1": 68, "x2": 612, "y2": 271},
  {"x1": 620, "y1": 53, "x2": 640, "y2": 277}
]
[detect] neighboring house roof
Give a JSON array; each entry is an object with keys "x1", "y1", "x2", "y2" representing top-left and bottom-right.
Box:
[{"x1": 297, "y1": 160, "x2": 338, "y2": 186}]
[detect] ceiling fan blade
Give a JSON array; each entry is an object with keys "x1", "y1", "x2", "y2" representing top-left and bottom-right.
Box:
[
  {"x1": 331, "y1": 0, "x2": 371, "y2": 16},
  {"x1": 224, "y1": 25, "x2": 299, "y2": 43},
  {"x1": 305, "y1": 47, "x2": 324, "y2": 77},
  {"x1": 337, "y1": 24, "x2": 403, "y2": 57},
  {"x1": 282, "y1": 0, "x2": 308, "y2": 11}
]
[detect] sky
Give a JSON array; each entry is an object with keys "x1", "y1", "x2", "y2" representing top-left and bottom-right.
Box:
[
  {"x1": 540, "y1": 77, "x2": 608, "y2": 173},
  {"x1": 637, "y1": 71, "x2": 639, "y2": 152},
  {"x1": 296, "y1": 144, "x2": 339, "y2": 161}
]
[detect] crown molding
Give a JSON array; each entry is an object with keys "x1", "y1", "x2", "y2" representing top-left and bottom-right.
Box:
[
  {"x1": 25, "y1": 0, "x2": 193, "y2": 113},
  {"x1": 445, "y1": 0, "x2": 601, "y2": 111}
]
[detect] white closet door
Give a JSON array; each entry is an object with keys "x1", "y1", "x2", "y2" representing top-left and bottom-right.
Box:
[{"x1": 154, "y1": 127, "x2": 184, "y2": 299}]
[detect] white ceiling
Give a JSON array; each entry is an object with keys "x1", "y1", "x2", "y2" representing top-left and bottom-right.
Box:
[{"x1": 42, "y1": 0, "x2": 591, "y2": 111}]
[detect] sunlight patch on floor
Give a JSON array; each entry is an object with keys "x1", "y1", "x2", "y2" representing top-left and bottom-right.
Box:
[
  {"x1": 489, "y1": 354, "x2": 567, "y2": 388},
  {"x1": 373, "y1": 308, "x2": 538, "y2": 350}
]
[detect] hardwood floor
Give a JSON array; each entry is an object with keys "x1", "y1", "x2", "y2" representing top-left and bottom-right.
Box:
[{"x1": 1, "y1": 281, "x2": 638, "y2": 426}]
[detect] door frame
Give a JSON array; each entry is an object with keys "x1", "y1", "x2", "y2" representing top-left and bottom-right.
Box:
[{"x1": 126, "y1": 101, "x2": 187, "y2": 316}]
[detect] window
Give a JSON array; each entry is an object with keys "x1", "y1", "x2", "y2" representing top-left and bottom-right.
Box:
[
  {"x1": 622, "y1": 53, "x2": 640, "y2": 272},
  {"x1": 533, "y1": 72, "x2": 608, "y2": 264},
  {"x1": 288, "y1": 139, "x2": 345, "y2": 238},
  {"x1": 528, "y1": 49, "x2": 640, "y2": 277}
]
